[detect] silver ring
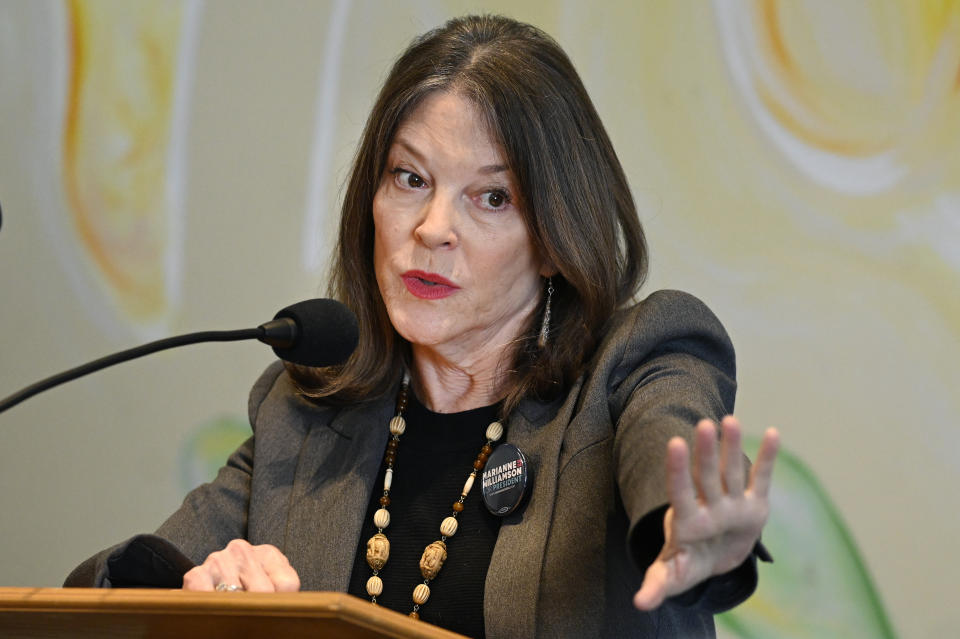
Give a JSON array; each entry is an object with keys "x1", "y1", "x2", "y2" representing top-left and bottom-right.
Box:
[{"x1": 215, "y1": 582, "x2": 243, "y2": 592}]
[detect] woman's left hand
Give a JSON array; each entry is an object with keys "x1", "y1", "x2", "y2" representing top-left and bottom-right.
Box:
[{"x1": 633, "y1": 416, "x2": 779, "y2": 611}]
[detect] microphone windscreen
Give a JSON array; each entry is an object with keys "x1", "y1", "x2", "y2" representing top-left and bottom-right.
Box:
[{"x1": 271, "y1": 299, "x2": 359, "y2": 367}]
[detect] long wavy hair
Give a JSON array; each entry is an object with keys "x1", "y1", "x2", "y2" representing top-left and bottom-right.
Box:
[{"x1": 287, "y1": 15, "x2": 647, "y2": 416}]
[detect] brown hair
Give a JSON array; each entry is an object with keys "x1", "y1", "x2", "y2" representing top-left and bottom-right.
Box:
[{"x1": 288, "y1": 14, "x2": 647, "y2": 415}]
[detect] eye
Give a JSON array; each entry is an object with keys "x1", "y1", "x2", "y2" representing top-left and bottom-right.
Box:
[
  {"x1": 479, "y1": 189, "x2": 511, "y2": 211},
  {"x1": 390, "y1": 168, "x2": 426, "y2": 189}
]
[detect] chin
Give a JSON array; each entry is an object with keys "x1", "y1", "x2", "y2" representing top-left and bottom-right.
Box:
[{"x1": 387, "y1": 307, "x2": 450, "y2": 346}]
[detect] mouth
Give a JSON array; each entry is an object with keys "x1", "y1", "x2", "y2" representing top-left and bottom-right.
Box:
[{"x1": 401, "y1": 270, "x2": 459, "y2": 299}]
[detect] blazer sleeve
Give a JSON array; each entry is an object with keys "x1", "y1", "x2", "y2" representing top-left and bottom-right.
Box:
[
  {"x1": 63, "y1": 362, "x2": 285, "y2": 587},
  {"x1": 607, "y1": 290, "x2": 764, "y2": 612}
]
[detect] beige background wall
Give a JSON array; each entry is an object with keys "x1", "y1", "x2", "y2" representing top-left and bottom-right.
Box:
[{"x1": 1, "y1": 1, "x2": 957, "y2": 637}]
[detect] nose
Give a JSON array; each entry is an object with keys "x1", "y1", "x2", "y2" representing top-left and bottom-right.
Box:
[{"x1": 414, "y1": 191, "x2": 459, "y2": 249}]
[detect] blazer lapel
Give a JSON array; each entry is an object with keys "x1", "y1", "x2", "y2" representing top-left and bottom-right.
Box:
[
  {"x1": 282, "y1": 397, "x2": 393, "y2": 591},
  {"x1": 484, "y1": 391, "x2": 577, "y2": 637}
]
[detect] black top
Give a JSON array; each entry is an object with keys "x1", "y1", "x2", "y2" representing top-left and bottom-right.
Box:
[{"x1": 347, "y1": 392, "x2": 502, "y2": 638}]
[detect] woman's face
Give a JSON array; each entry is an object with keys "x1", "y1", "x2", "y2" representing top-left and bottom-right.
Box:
[{"x1": 373, "y1": 91, "x2": 550, "y2": 361}]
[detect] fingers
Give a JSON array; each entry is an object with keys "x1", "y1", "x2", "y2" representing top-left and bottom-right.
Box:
[
  {"x1": 181, "y1": 540, "x2": 300, "y2": 593},
  {"x1": 633, "y1": 558, "x2": 670, "y2": 611},
  {"x1": 235, "y1": 542, "x2": 277, "y2": 592},
  {"x1": 748, "y1": 427, "x2": 780, "y2": 499},
  {"x1": 182, "y1": 546, "x2": 243, "y2": 591},
  {"x1": 693, "y1": 420, "x2": 723, "y2": 503},
  {"x1": 665, "y1": 436, "x2": 697, "y2": 520},
  {"x1": 693, "y1": 417, "x2": 777, "y2": 501},
  {"x1": 719, "y1": 416, "x2": 745, "y2": 496},
  {"x1": 262, "y1": 548, "x2": 301, "y2": 592},
  {"x1": 182, "y1": 565, "x2": 216, "y2": 591}
]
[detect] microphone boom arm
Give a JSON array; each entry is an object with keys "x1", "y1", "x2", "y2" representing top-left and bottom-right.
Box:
[{"x1": 0, "y1": 321, "x2": 295, "y2": 416}]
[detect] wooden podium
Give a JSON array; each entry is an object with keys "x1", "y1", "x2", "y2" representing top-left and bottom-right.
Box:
[{"x1": 0, "y1": 588, "x2": 469, "y2": 638}]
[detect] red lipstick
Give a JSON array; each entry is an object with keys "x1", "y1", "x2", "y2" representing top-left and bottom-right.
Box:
[{"x1": 401, "y1": 270, "x2": 459, "y2": 299}]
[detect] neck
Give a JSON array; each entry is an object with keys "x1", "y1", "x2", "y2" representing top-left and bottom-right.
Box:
[
  {"x1": 409, "y1": 342, "x2": 510, "y2": 413},
  {"x1": 406, "y1": 288, "x2": 540, "y2": 414}
]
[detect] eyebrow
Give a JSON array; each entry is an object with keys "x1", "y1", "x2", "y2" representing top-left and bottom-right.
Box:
[{"x1": 393, "y1": 139, "x2": 510, "y2": 175}]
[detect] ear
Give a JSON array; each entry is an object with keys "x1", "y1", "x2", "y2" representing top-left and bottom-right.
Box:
[{"x1": 539, "y1": 260, "x2": 559, "y2": 278}]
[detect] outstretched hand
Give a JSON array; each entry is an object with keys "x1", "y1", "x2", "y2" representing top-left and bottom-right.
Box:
[{"x1": 633, "y1": 416, "x2": 779, "y2": 610}]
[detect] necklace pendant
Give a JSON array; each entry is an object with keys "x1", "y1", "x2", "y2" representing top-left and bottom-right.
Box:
[
  {"x1": 366, "y1": 532, "x2": 390, "y2": 570},
  {"x1": 419, "y1": 540, "x2": 448, "y2": 580}
]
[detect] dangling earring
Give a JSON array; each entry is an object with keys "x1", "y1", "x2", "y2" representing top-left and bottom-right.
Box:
[{"x1": 537, "y1": 277, "x2": 554, "y2": 348}]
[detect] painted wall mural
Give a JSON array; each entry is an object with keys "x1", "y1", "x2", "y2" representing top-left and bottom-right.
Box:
[
  {"x1": 2, "y1": 0, "x2": 201, "y2": 338},
  {"x1": 2, "y1": 1, "x2": 957, "y2": 636},
  {"x1": 62, "y1": 0, "x2": 198, "y2": 329},
  {"x1": 714, "y1": 0, "x2": 960, "y2": 195},
  {"x1": 717, "y1": 438, "x2": 895, "y2": 638}
]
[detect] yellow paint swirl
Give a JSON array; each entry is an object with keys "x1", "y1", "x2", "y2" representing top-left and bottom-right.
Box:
[{"x1": 63, "y1": 0, "x2": 182, "y2": 320}]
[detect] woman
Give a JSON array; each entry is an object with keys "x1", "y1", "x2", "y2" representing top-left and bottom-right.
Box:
[{"x1": 67, "y1": 15, "x2": 778, "y2": 638}]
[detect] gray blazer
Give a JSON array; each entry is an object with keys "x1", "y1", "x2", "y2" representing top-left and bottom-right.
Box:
[{"x1": 67, "y1": 290, "x2": 759, "y2": 637}]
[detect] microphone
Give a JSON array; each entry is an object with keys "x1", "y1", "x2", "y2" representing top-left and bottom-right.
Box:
[
  {"x1": 262, "y1": 298, "x2": 359, "y2": 366},
  {"x1": 0, "y1": 299, "x2": 358, "y2": 415}
]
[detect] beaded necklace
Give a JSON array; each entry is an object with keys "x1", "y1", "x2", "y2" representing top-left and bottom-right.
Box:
[{"x1": 363, "y1": 373, "x2": 504, "y2": 619}]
